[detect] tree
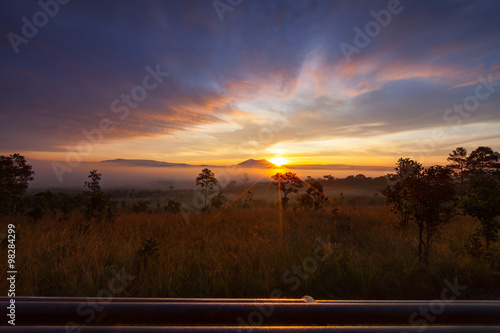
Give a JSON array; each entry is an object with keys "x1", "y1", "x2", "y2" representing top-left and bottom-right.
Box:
[
  {"x1": 27, "y1": 191, "x2": 55, "y2": 223},
  {"x1": 323, "y1": 174, "x2": 334, "y2": 181},
  {"x1": 447, "y1": 147, "x2": 468, "y2": 197},
  {"x1": 83, "y1": 170, "x2": 116, "y2": 223},
  {"x1": 412, "y1": 166, "x2": 456, "y2": 262},
  {"x1": 460, "y1": 147, "x2": 500, "y2": 249},
  {"x1": 466, "y1": 146, "x2": 500, "y2": 173},
  {"x1": 132, "y1": 200, "x2": 151, "y2": 213},
  {"x1": 271, "y1": 172, "x2": 303, "y2": 209},
  {"x1": 301, "y1": 177, "x2": 327, "y2": 213},
  {"x1": 299, "y1": 193, "x2": 313, "y2": 210},
  {"x1": 85, "y1": 170, "x2": 102, "y2": 192},
  {"x1": 462, "y1": 170, "x2": 500, "y2": 250},
  {"x1": 0, "y1": 154, "x2": 35, "y2": 215},
  {"x1": 240, "y1": 190, "x2": 254, "y2": 209},
  {"x1": 196, "y1": 168, "x2": 218, "y2": 209},
  {"x1": 164, "y1": 200, "x2": 182, "y2": 213},
  {"x1": 383, "y1": 161, "x2": 456, "y2": 262},
  {"x1": 241, "y1": 173, "x2": 249, "y2": 186},
  {"x1": 210, "y1": 192, "x2": 227, "y2": 211},
  {"x1": 382, "y1": 158, "x2": 423, "y2": 229}
]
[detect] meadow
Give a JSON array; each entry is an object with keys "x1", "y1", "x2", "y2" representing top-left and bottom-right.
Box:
[{"x1": 1, "y1": 202, "x2": 499, "y2": 300}]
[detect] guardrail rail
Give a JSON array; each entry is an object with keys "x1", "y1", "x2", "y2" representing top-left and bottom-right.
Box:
[{"x1": 1, "y1": 297, "x2": 500, "y2": 332}]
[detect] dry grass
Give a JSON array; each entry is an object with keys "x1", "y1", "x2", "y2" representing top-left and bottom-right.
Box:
[{"x1": 1, "y1": 206, "x2": 499, "y2": 299}]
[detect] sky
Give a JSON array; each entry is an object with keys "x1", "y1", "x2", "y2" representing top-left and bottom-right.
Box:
[{"x1": 1, "y1": 0, "x2": 500, "y2": 171}]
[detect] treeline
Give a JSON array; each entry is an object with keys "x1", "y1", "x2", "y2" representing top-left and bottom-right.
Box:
[
  {"x1": 383, "y1": 146, "x2": 500, "y2": 262},
  {"x1": 318, "y1": 174, "x2": 388, "y2": 188}
]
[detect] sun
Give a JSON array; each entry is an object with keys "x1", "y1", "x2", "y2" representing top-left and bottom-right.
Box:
[{"x1": 270, "y1": 157, "x2": 288, "y2": 166}]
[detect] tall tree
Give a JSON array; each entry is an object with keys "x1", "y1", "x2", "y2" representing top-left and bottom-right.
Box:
[
  {"x1": 196, "y1": 168, "x2": 218, "y2": 209},
  {"x1": 383, "y1": 161, "x2": 456, "y2": 262},
  {"x1": 412, "y1": 166, "x2": 456, "y2": 262},
  {"x1": 462, "y1": 171, "x2": 500, "y2": 250},
  {"x1": 271, "y1": 172, "x2": 303, "y2": 208},
  {"x1": 466, "y1": 146, "x2": 500, "y2": 173},
  {"x1": 382, "y1": 158, "x2": 423, "y2": 229},
  {"x1": 447, "y1": 147, "x2": 468, "y2": 197},
  {"x1": 459, "y1": 147, "x2": 500, "y2": 249},
  {"x1": 0, "y1": 154, "x2": 35, "y2": 215}
]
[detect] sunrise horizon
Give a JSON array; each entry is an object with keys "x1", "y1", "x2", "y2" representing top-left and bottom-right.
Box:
[{"x1": 2, "y1": 1, "x2": 500, "y2": 179}]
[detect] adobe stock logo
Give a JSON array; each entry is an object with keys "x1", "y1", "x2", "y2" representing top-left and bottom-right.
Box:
[
  {"x1": 213, "y1": 0, "x2": 242, "y2": 22},
  {"x1": 52, "y1": 64, "x2": 169, "y2": 182},
  {"x1": 340, "y1": 0, "x2": 405, "y2": 63},
  {"x1": 7, "y1": 0, "x2": 70, "y2": 54}
]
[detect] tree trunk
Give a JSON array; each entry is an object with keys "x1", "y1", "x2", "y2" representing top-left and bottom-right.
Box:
[
  {"x1": 418, "y1": 221, "x2": 424, "y2": 261},
  {"x1": 204, "y1": 187, "x2": 207, "y2": 209},
  {"x1": 400, "y1": 211, "x2": 408, "y2": 229},
  {"x1": 459, "y1": 169, "x2": 464, "y2": 199},
  {"x1": 424, "y1": 225, "x2": 432, "y2": 263}
]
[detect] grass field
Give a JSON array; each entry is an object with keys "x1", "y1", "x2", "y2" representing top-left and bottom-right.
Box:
[{"x1": 2, "y1": 204, "x2": 499, "y2": 300}]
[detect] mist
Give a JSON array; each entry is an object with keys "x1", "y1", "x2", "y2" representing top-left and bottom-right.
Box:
[{"x1": 27, "y1": 159, "x2": 392, "y2": 191}]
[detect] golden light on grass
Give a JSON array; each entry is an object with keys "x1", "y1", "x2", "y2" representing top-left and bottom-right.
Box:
[{"x1": 270, "y1": 157, "x2": 288, "y2": 166}]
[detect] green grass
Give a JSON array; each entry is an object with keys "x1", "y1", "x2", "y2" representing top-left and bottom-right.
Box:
[{"x1": 1, "y1": 206, "x2": 499, "y2": 299}]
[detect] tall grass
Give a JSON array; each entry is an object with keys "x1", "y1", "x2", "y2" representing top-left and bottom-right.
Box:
[{"x1": 1, "y1": 206, "x2": 499, "y2": 299}]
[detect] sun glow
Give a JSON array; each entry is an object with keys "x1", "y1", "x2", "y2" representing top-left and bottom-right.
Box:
[{"x1": 270, "y1": 157, "x2": 288, "y2": 166}]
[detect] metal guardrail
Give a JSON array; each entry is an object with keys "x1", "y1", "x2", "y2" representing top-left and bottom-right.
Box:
[{"x1": 1, "y1": 297, "x2": 500, "y2": 332}]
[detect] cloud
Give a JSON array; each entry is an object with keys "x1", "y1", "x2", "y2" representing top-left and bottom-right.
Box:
[{"x1": 1, "y1": 0, "x2": 499, "y2": 164}]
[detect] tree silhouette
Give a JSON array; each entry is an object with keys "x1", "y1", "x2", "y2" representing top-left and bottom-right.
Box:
[
  {"x1": 384, "y1": 161, "x2": 456, "y2": 262},
  {"x1": 164, "y1": 200, "x2": 182, "y2": 213},
  {"x1": 299, "y1": 193, "x2": 313, "y2": 210},
  {"x1": 210, "y1": 192, "x2": 227, "y2": 211},
  {"x1": 460, "y1": 146, "x2": 500, "y2": 249},
  {"x1": 447, "y1": 147, "x2": 468, "y2": 198},
  {"x1": 382, "y1": 158, "x2": 423, "y2": 229},
  {"x1": 412, "y1": 165, "x2": 456, "y2": 262},
  {"x1": 300, "y1": 177, "x2": 327, "y2": 213},
  {"x1": 27, "y1": 191, "x2": 55, "y2": 223},
  {"x1": 271, "y1": 172, "x2": 303, "y2": 209},
  {"x1": 0, "y1": 154, "x2": 34, "y2": 215},
  {"x1": 463, "y1": 171, "x2": 500, "y2": 250},
  {"x1": 85, "y1": 170, "x2": 102, "y2": 192},
  {"x1": 240, "y1": 190, "x2": 254, "y2": 209},
  {"x1": 196, "y1": 168, "x2": 218, "y2": 209},
  {"x1": 466, "y1": 146, "x2": 500, "y2": 173},
  {"x1": 323, "y1": 174, "x2": 334, "y2": 181},
  {"x1": 83, "y1": 170, "x2": 116, "y2": 223}
]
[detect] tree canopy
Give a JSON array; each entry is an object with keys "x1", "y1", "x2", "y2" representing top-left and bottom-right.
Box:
[
  {"x1": 0, "y1": 153, "x2": 34, "y2": 214},
  {"x1": 196, "y1": 168, "x2": 218, "y2": 209},
  {"x1": 271, "y1": 171, "x2": 303, "y2": 208}
]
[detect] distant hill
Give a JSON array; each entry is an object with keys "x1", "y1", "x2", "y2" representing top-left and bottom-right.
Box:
[
  {"x1": 236, "y1": 159, "x2": 275, "y2": 168},
  {"x1": 101, "y1": 159, "x2": 191, "y2": 167},
  {"x1": 102, "y1": 158, "x2": 277, "y2": 168},
  {"x1": 100, "y1": 158, "x2": 392, "y2": 172}
]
